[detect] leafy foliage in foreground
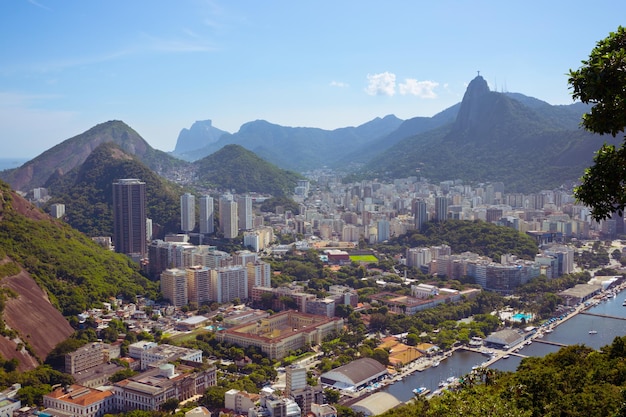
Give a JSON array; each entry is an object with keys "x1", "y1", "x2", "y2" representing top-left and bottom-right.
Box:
[
  {"x1": 378, "y1": 219, "x2": 539, "y2": 260},
  {"x1": 381, "y1": 339, "x2": 626, "y2": 417},
  {"x1": 0, "y1": 180, "x2": 159, "y2": 316}
]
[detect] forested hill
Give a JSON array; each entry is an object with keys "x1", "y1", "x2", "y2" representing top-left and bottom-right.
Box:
[
  {"x1": 379, "y1": 220, "x2": 539, "y2": 261},
  {"x1": 193, "y1": 144, "x2": 303, "y2": 197},
  {"x1": 0, "y1": 120, "x2": 187, "y2": 193},
  {"x1": 44, "y1": 142, "x2": 183, "y2": 238},
  {"x1": 0, "y1": 180, "x2": 159, "y2": 369}
]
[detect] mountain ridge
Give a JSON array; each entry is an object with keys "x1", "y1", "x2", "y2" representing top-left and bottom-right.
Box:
[
  {"x1": 0, "y1": 120, "x2": 187, "y2": 193},
  {"x1": 357, "y1": 75, "x2": 619, "y2": 192}
]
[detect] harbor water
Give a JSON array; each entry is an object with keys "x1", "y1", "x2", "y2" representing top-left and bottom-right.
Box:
[{"x1": 381, "y1": 288, "x2": 626, "y2": 403}]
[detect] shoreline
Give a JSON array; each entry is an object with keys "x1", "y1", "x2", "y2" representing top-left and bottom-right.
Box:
[{"x1": 339, "y1": 281, "x2": 626, "y2": 407}]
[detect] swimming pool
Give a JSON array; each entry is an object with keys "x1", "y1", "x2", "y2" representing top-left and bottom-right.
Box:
[{"x1": 511, "y1": 313, "x2": 532, "y2": 321}]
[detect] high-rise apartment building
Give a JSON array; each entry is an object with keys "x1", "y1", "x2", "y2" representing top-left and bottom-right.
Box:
[
  {"x1": 186, "y1": 265, "x2": 211, "y2": 305},
  {"x1": 377, "y1": 219, "x2": 390, "y2": 242},
  {"x1": 237, "y1": 195, "x2": 253, "y2": 231},
  {"x1": 219, "y1": 196, "x2": 239, "y2": 239},
  {"x1": 180, "y1": 193, "x2": 196, "y2": 233},
  {"x1": 199, "y1": 195, "x2": 214, "y2": 234},
  {"x1": 210, "y1": 266, "x2": 248, "y2": 303},
  {"x1": 285, "y1": 365, "x2": 307, "y2": 397},
  {"x1": 192, "y1": 246, "x2": 232, "y2": 269},
  {"x1": 435, "y1": 196, "x2": 449, "y2": 223},
  {"x1": 112, "y1": 179, "x2": 147, "y2": 258},
  {"x1": 160, "y1": 268, "x2": 188, "y2": 307},
  {"x1": 246, "y1": 260, "x2": 271, "y2": 296},
  {"x1": 413, "y1": 199, "x2": 428, "y2": 231}
]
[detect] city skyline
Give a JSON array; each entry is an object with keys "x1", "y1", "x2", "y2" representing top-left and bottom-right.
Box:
[{"x1": 3, "y1": 1, "x2": 626, "y2": 158}]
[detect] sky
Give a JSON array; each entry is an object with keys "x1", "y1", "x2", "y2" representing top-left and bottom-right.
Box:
[{"x1": 2, "y1": 0, "x2": 626, "y2": 158}]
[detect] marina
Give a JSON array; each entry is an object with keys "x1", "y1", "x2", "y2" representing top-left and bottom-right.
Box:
[{"x1": 377, "y1": 284, "x2": 626, "y2": 403}]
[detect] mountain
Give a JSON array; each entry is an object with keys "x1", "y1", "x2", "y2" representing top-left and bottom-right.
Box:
[
  {"x1": 0, "y1": 180, "x2": 158, "y2": 370},
  {"x1": 361, "y1": 75, "x2": 619, "y2": 192},
  {"x1": 44, "y1": 142, "x2": 183, "y2": 238},
  {"x1": 171, "y1": 119, "x2": 229, "y2": 158},
  {"x1": 193, "y1": 144, "x2": 303, "y2": 197},
  {"x1": 0, "y1": 120, "x2": 187, "y2": 192},
  {"x1": 336, "y1": 106, "x2": 460, "y2": 168},
  {"x1": 181, "y1": 115, "x2": 405, "y2": 170}
]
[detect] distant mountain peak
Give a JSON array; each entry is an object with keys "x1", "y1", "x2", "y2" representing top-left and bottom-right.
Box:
[
  {"x1": 465, "y1": 75, "x2": 490, "y2": 97},
  {"x1": 172, "y1": 119, "x2": 228, "y2": 154},
  {"x1": 454, "y1": 74, "x2": 494, "y2": 133}
]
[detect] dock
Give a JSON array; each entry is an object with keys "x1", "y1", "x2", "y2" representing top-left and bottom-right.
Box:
[
  {"x1": 534, "y1": 339, "x2": 568, "y2": 348},
  {"x1": 580, "y1": 311, "x2": 626, "y2": 321}
]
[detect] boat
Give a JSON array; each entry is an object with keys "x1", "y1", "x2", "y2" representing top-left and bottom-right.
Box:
[
  {"x1": 502, "y1": 354, "x2": 510, "y2": 359},
  {"x1": 412, "y1": 387, "x2": 430, "y2": 396},
  {"x1": 622, "y1": 299, "x2": 626, "y2": 306},
  {"x1": 432, "y1": 360, "x2": 440, "y2": 367},
  {"x1": 589, "y1": 330, "x2": 598, "y2": 334}
]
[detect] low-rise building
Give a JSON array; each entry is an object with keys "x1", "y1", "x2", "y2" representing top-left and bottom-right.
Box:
[
  {"x1": 216, "y1": 311, "x2": 344, "y2": 360},
  {"x1": 65, "y1": 342, "x2": 107, "y2": 374},
  {"x1": 43, "y1": 385, "x2": 115, "y2": 417},
  {"x1": 224, "y1": 389, "x2": 259, "y2": 414},
  {"x1": 113, "y1": 363, "x2": 216, "y2": 412},
  {"x1": 319, "y1": 358, "x2": 388, "y2": 391},
  {"x1": 139, "y1": 344, "x2": 203, "y2": 371},
  {"x1": 484, "y1": 329, "x2": 525, "y2": 349},
  {"x1": 0, "y1": 384, "x2": 21, "y2": 417}
]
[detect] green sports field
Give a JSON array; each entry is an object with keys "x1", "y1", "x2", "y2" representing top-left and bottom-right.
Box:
[{"x1": 349, "y1": 255, "x2": 378, "y2": 263}]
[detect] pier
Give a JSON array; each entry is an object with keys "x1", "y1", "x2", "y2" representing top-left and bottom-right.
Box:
[
  {"x1": 534, "y1": 340, "x2": 568, "y2": 348},
  {"x1": 580, "y1": 311, "x2": 626, "y2": 321}
]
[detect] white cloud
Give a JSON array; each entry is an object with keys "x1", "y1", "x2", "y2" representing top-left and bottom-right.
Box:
[
  {"x1": 365, "y1": 72, "x2": 396, "y2": 96},
  {"x1": 330, "y1": 81, "x2": 349, "y2": 88},
  {"x1": 27, "y1": 0, "x2": 50, "y2": 10},
  {"x1": 399, "y1": 79, "x2": 439, "y2": 98}
]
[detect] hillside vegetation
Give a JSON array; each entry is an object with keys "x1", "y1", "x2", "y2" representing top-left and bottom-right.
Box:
[
  {"x1": 193, "y1": 144, "x2": 303, "y2": 197},
  {"x1": 0, "y1": 120, "x2": 187, "y2": 193},
  {"x1": 378, "y1": 219, "x2": 539, "y2": 260},
  {"x1": 44, "y1": 142, "x2": 183, "y2": 237},
  {"x1": 0, "y1": 180, "x2": 159, "y2": 316}
]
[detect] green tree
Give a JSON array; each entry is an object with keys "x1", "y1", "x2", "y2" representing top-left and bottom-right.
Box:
[
  {"x1": 569, "y1": 26, "x2": 626, "y2": 220},
  {"x1": 201, "y1": 386, "x2": 228, "y2": 410},
  {"x1": 371, "y1": 348, "x2": 390, "y2": 366},
  {"x1": 406, "y1": 333, "x2": 419, "y2": 346},
  {"x1": 161, "y1": 397, "x2": 180, "y2": 413},
  {"x1": 324, "y1": 388, "x2": 341, "y2": 404}
]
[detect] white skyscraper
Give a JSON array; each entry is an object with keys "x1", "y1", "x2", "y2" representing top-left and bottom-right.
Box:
[
  {"x1": 199, "y1": 195, "x2": 214, "y2": 234},
  {"x1": 180, "y1": 193, "x2": 196, "y2": 233},
  {"x1": 219, "y1": 195, "x2": 238, "y2": 239},
  {"x1": 237, "y1": 195, "x2": 253, "y2": 231}
]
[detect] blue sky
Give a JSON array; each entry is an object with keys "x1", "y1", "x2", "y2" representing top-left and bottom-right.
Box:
[{"x1": 2, "y1": 0, "x2": 626, "y2": 158}]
